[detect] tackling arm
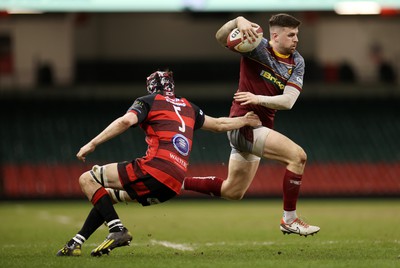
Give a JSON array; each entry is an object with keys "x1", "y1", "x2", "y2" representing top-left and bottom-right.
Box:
[
  {"x1": 76, "y1": 112, "x2": 138, "y2": 162},
  {"x1": 201, "y1": 112, "x2": 261, "y2": 133}
]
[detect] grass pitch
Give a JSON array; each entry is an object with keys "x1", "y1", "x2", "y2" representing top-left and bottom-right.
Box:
[{"x1": 0, "y1": 198, "x2": 399, "y2": 268}]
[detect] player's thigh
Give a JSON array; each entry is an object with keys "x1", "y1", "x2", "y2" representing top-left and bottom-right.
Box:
[
  {"x1": 91, "y1": 163, "x2": 124, "y2": 190},
  {"x1": 262, "y1": 129, "x2": 303, "y2": 164}
]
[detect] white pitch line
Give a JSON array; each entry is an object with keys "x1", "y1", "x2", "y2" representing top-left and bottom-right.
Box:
[
  {"x1": 37, "y1": 210, "x2": 84, "y2": 228},
  {"x1": 38, "y1": 210, "x2": 73, "y2": 225},
  {"x1": 204, "y1": 241, "x2": 276, "y2": 246},
  {"x1": 150, "y1": 239, "x2": 195, "y2": 251}
]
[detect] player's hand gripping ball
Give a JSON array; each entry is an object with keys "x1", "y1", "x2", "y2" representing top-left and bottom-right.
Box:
[{"x1": 227, "y1": 25, "x2": 263, "y2": 53}]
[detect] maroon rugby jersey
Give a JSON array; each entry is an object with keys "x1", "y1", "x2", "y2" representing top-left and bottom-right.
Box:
[
  {"x1": 230, "y1": 38, "x2": 305, "y2": 129},
  {"x1": 127, "y1": 93, "x2": 205, "y2": 194}
]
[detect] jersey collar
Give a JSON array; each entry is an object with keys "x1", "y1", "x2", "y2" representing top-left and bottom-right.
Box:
[{"x1": 269, "y1": 42, "x2": 290, "y2": 59}]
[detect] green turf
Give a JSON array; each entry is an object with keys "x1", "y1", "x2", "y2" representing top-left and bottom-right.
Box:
[{"x1": 1, "y1": 199, "x2": 399, "y2": 268}]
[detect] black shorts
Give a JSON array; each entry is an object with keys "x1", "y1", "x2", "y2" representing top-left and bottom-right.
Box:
[{"x1": 117, "y1": 162, "x2": 177, "y2": 206}]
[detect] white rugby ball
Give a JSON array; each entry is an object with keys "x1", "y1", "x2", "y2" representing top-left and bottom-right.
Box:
[{"x1": 227, "y1": 25, "x2": 263, "y2": 53}]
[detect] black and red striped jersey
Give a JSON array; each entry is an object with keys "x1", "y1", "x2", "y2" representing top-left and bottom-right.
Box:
[{"x1": 127, "y1": 93, "x2": 205, "y2": 194}]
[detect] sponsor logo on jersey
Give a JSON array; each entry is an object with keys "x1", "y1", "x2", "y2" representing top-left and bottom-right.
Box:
[
  {"x1": 260, "y1": 70, "x2": 285, "y2": 90},
  {"x1": 169, "y1": 152, "x2": 188, "y2": 169},
  {"x1": 130, "y1": 99, "x2": 144, "y2": 113},
  {"x1": 133, "y1": 99, "x2": 144, "y2": 108},
  {"x1": 172, "y1": 134, "x2": 190, "y2": 156},
  {"x1": 165, "y1": 97, "x2": 186, "y2": 107}
]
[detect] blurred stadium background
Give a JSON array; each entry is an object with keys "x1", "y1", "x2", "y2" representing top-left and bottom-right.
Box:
[{"x1": 0, "y1": 1, "x2": 399, "y2": 200}]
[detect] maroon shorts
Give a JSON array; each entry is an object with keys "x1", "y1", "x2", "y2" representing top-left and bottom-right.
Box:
[{"x1": 117, "y1": 161, "x2": 176, "y2": 206}]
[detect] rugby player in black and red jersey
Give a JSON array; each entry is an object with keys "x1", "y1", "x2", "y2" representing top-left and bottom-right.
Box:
[
  {"x1": 183, "y1": 14, "x2": 320, "y2": 237},
  {"x1": 56, "y1": 70, "x2": 261, "y2": 257}
]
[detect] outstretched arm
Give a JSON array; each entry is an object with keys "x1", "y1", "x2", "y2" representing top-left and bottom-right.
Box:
[
  {"x1": 233, "y1": 86, "x2": 301, "y2": 110},
  {"x1": 201, "y1": 111, "x2": 261, "y2": 132},
  {"x1": 215, "y1": 16, "x2": 260, "y2": 47},
  {"x1": 76, "y1": 112, "x2": 138, "y2": 162}
]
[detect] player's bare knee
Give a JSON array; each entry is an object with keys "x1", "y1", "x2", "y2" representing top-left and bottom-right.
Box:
[
  {"x1": 222, "y1": 189, "x2": 245, "y2": 201},
  {"x1": 290, "y1": 146, "x2": 307, "y2": 170},
  {"x1": 229, "y1": 193, "x2": 245, "y2": 201},
  {"x1": 297, "y1": 147, "x2": 307, "y2": 166},
  {"x1": 78, "y1": 171, "x2": 92, "y2": 190}
]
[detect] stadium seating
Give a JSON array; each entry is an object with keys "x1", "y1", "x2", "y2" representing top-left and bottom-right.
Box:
[{"x1": 1, "y1": 96, "x2": 399, "y2": 199}]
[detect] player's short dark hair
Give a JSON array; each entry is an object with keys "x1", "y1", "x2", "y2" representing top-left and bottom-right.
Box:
[{"x1": 269, "y1": 13, "x2": 301, "y2": 28}]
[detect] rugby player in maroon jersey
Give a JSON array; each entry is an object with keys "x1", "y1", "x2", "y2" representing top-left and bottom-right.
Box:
[
  {"x1": 56, "y1": 70, "x2": 261, "y2": 257},
  {"x1": 183, "y1": 14, "x2": 320, "y2": 237}
]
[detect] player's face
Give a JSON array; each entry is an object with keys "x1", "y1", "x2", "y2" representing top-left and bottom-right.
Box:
[{"x1": 276, "y1": 27, "x2": 299, "y2": 54}]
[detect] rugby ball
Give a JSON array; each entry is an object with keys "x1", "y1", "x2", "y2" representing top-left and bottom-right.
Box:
[{"x1": 227, "y1": 25, "x2": 263, "y2": 53}]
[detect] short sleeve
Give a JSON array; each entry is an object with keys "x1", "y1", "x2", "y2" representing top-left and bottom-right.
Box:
[
  {"x1": 127, "y1": 96, "x2": 152, "y2": 125},
  {"x1": 190, "y1": 101, "x2": 205, "y2": 130}
]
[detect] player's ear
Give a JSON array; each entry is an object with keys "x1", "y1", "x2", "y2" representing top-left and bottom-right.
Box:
[{"x1": 271, "y1": 31, "x2": 279, "y2": 41}]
